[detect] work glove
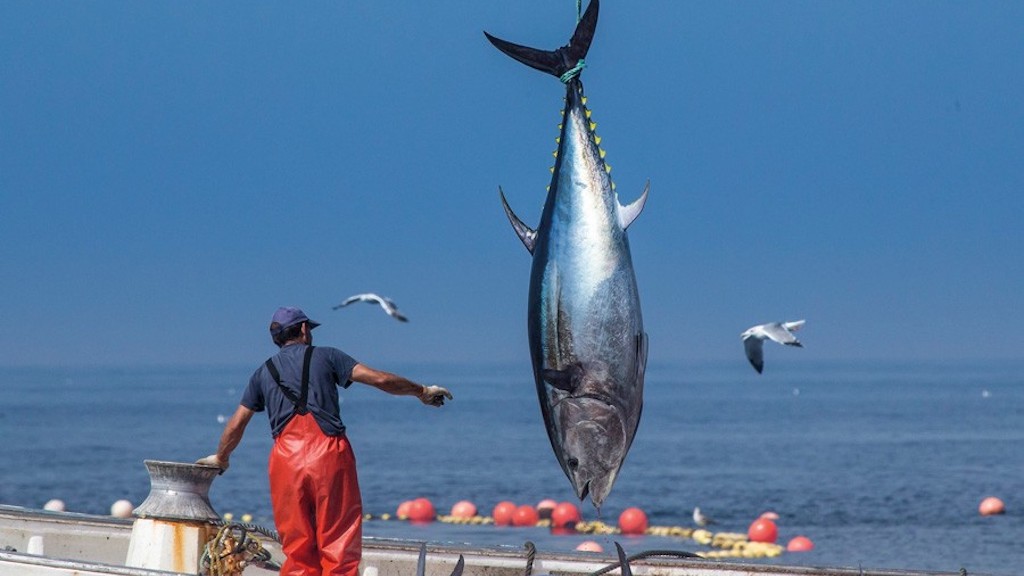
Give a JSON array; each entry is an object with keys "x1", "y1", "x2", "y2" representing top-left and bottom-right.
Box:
[
  {"x1": 196, "y1": 454, "x2": 229, "y2": 474},
  {"x1": 419, "y1": 385, "x2": 452, "y2": 407}
]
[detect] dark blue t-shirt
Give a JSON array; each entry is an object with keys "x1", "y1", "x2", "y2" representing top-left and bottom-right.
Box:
[{"x1": 241, "y1": 344, "x2": 358, "y2": 437}]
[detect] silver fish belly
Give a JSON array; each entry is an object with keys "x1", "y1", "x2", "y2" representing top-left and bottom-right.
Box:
[
  {"x1": 529, "y1": 83, "x2": 647, "y2": 509},
  {"x1": 488, "y1": 0, "x2": 649, "y2": 509}
]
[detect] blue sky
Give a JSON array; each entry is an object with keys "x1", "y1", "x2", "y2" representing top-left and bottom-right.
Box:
[{"x1": 2, "y1": 1, "x2": 1021, "y2": 368}]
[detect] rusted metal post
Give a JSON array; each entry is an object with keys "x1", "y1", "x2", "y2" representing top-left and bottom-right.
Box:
[{"x1": 125, "y1": 460, "x2": 222, "y2": 574}]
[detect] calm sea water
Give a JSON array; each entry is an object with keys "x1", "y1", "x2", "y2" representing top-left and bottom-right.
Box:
[{"x1": 2, "y1": 361, "x2": 1022, "y2": 575}]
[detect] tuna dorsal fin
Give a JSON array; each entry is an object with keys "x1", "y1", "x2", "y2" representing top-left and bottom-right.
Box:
[
  {"x1": 499, "y1": 186, "x2": 537, "y2": 254},
  {"x1": 617, "y1": 180, "x2": 650, "y2": 230},
  {"x1": 483, "y1": 0, "x2": 599, "y2": 80}
]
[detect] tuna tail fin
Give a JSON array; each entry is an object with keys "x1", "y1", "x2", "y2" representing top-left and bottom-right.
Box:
[{"x1": 483, "y1": 0, "x2": 599, "y2": 80}]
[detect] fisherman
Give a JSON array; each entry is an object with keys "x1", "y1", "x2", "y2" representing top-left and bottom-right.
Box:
[{"x1": 198, "y1": 306, "x2": 452, "y2": 576}]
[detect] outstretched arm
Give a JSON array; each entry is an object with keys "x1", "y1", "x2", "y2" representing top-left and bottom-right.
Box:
[
  {"x1": 197, "y1": 404, "x2": 254, "y2": 472},
  {"x1": 351, "y1": 363, "x2": 452, "y2": 406}
]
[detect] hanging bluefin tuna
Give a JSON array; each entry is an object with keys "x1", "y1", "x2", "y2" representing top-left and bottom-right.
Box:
[{"x1": 485, "y1": 0, "x2": 649, "y2": 510}]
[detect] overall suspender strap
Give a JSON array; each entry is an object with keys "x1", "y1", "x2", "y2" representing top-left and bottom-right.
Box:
[
  {"x1": 264, "y1": 346, "x2": 315, "y2": 415},
  {"x1": 299, "y1": 345, "x2": 313, "y2": 410}
]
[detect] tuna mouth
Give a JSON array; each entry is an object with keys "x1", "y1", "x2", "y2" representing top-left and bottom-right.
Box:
[
  {"x1": 577, "y1": 393, "x2": 615, "y2": 406},
  {"x1": 568, "y1": 457, "x2": 591, "y2": 501},
  {"x1": 578, "y1": 479, "x2": 590, "y2": 501}
]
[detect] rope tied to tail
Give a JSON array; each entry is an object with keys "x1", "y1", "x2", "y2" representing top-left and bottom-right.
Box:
[
  {"x1": 560, "y1": 60, "x2": 586, "y2": 83},
  {"x1": 559, "y1": 0, "x2": 587, "y2": 83}
]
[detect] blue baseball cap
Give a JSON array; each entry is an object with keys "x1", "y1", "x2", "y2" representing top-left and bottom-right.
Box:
[{"x1": 269, "y1": 306, "x2": 320, "y2": 335}]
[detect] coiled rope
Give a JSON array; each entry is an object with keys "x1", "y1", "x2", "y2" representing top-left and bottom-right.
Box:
[
  {"x1": 219, "y1": 520, "x2": 280, "y2": 542},
  {"x1": 201, "y1": 523, "x2": 276, "y2": 576},
  {"x1": 523, "y1": 541, "x2": 537, "y2": 575}
]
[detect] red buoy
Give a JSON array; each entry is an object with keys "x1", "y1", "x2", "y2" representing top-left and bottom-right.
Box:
[
  {"x1": 618, "y1": 507, "x2": 648, "y2": 535},
  {"x1": 786, "y1": 535, "x2": 814, "y2": 552},
  {"x1": 536, "y1": 499, "x2": 557, "y2": 520},
  {"x1": 748, "y1": 517, "x2": 778, "y2": 543},
  {"x1": 551, "y1": 502, "x2": 582, "y2": 530},
  {"x1": 979, "y1": 496, "x2": 1006, "y2": 516},
  {"x1": 450, "y1": 500, "x2": 477, "y2": 518},
  {"x1": 513, "y1": 504, "x2": 540, "y2": 526},
  {"x1": 396, "y1": 500, "x2": 413, "y2": 519},
  {"x1": 576, "y1": 541, "x2": 603, "y2": 553},
  {"x1": 492, "y1": 501, "x2": 517, "y2": 526},
  {"x1": 407, "y1": 498, "x2": 436, "y2": 523}
]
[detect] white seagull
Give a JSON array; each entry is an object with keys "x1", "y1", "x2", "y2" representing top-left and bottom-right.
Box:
[
  {"x1": 741, "y1": 320, "x2": 805, "y2": 374},
  {"x1": 333, "y1": 293, "x2": 409, "y2": 322},
  {"x1": 693, "y1": 506, "x2": 714, "y2": 527}
]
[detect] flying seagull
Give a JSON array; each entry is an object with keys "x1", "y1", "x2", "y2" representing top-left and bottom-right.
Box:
[
  {"x1": 741, "y1": 320, "x2": 805, "y2": 374},
  {"x1": 332, "y1": 293, "x2": 408, "y2": 322}
]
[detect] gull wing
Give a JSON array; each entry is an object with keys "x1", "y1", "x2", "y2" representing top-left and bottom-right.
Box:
[
  {"x1": 743, "y1": 336, "x2": 765, "y2": 374},
  {"x1": 333, "y1": 293, "x2": 375, "y2": 309},
  {"x1": 762, "y1": 322, "x2": 802, "y2": 347},
  {"x1": 783, "y1": 319, "x2": 806, "y2": 332},
  {"x1": 374, "y1": 297, "x2": 408, "y2": 322}
]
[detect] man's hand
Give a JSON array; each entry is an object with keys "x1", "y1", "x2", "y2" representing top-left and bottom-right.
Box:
[
  {"x1": 418, "y1": 385, "x2": 452, "y2": 407},
  {"x1": 196, "y1": 454, "x2": 229, "y2": 474}
]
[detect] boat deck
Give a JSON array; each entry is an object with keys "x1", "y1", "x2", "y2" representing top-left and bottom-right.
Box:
[{"x1": 0, "y1": 505, "x2": 963, "y2": 576}]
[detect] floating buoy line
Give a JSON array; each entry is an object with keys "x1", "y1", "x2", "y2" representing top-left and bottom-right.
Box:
[
  {"x1": 212, "y1": 498, "x2": 818, "y2": 561},
  {"x1": 360, "y1": 512, "x2": 785, "y2": 560}
]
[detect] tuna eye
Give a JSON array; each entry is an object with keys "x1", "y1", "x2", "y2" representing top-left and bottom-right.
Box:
[{"x1": 568, "y1": 458, "x2": 579, "y2": 470}]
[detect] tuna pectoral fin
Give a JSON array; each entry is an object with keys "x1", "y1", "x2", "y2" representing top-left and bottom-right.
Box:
[
  {"x1": 617, "y1": 180, "x2": 650, "y2": 231},
  {"x1": 499, "y1": 187, "x2": 537, "y2": 254},
  {"x1": 541, "y1": 364, "x2": 583, "y2": 392},
  {"x1": 483, "y1": 0, "x2": 599, "y2": 79},
  {"x1": 634, "y1": 332, "x2": 649, "y2": 386}
]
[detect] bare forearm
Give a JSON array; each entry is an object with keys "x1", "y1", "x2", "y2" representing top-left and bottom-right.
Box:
[
  {"x1": 365, "y1": 370, "x2": 423, "y2": 396},
  {"x1": 216, "y1": 406, "x2": 253, "y2": 461},
  {"x1": 351, "y1": 364, "x2": 451, "y2": 406}
]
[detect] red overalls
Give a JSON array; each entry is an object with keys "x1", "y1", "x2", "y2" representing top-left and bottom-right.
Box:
[{"x1": 266, "y1": 348, "x2": 363, "y2": 576}]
